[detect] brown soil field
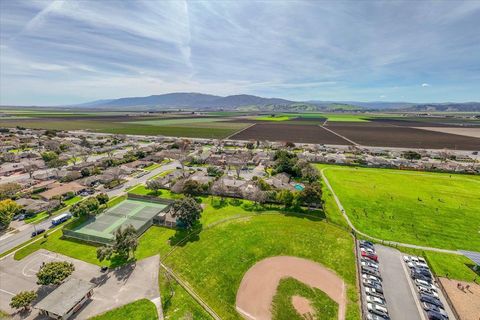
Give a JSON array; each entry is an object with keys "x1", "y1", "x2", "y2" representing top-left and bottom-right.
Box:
[
  {"x1": 292, "y1": 295, "x2": 315, "y2": 318},
  {"x1": 230, "y1": 123, "x2": 352, "y2": 145},
  {"x1": 439, "y1": 278, "x2": 480, "y2": 320},
  {"x1": 413, "y1": 127, "x2": 480, "y2": 138},
  {"x1": 371, "y1": 118, "x2": 480, "y2": 128},
  {"x1": 235, "y1": 256, "x2": 346, "y2": 320},
  {"x1": 325, "y1": 122, "x2": 480, "y2": 150}
]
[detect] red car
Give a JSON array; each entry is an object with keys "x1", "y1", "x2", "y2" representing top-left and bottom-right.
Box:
[{"x1": 362, "y1": 251, "x2": 378, "y2": 262}]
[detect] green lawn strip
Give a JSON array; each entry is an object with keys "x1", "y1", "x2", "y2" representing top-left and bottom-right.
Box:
[
  {"x1": 144, "y1": 163, "x2": 162, "y2": 172},
  {"x1": 24, "y1": 211, "x2": 49, "y2": 224},
  {"x1": 271, "y1": 277, "x2": 338, "y2": 320},
  {"x1": 316, "y1": 164, "x2": 480, "y2": 251},
  {"x1": 164, "y1": 214, "x2": 359, "y2": 320},
  {"x1": 322, "y1": 114, "x2": 370, "y2": 122},
  {"x1": 89, "y1": 299, "x2": 158, "y2": 320},
  {"x1": 64, "y1": 196, "x2": 82, "y2": 206},
  {"x1": 159, "y1": 269, "x2": 213, "y2": 319},
  {"x1": 124, "y1": 118, "x2": 229, "y2": 126}
]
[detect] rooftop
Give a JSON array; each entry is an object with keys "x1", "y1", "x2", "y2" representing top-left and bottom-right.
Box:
[{"x1": 35, "y1": 278, "x2": 94, "y2": 316}]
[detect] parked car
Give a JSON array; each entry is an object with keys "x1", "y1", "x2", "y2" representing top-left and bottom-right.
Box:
[
  {"x1": 367, "y1": 303, "x2": 389, "y2": 318},
  {"x1": 418, "y1": 284, "x2": 438, "y2": 295},
  {"x1": 361, "y1": 259, "x2": 379, "y2": 270},
  {"x1": 362, "y1": 273, "x2": 381, "y2": 282},
  {"x1": 367, "y1": 313, "x2": 390, "y2": 320},
  {"x1": 420, "y1": 294, "x2": 443, "y2": 307},
  {"x1": 418, "y1": 287, "x2": 439, "y2": 298},
  {"x1": 415, "y1": 278, "x2": 434, "y2": 287},
  {"x1": 360, "y1": 240, "x2": 375, "y2": 248},
  {"x1": 426, "y1": 310, "x2": 448, "y2": 320},
  {"x1": 423, "y1": 302, "x2": 447, "y2": 316},
  {"x1": 411, "y1": 272, "x2": 432, "y2": 282},
  {"x1": 412, "y1": 267, "x2": 432, "y2": 278},
  {"x1": 366, "y1": 295, "x2": 386, "y2": 306},
  {"x1": 17, "y1": 214, "x2": 26, "y2": 221},
  {"x1": 31, "y1": 228, "x2": 46, "y2": 237},
  {"x1": 361, "y1": 251, "x2": 378, "y2": 262},
  {"x1": 363, "y1": 279, "x2": 383, "y2": 292},
  {"x1": 365, "y1": 287, "x2": 384, "y2": 298},
  {"x1": 362, "y1": 266, "x2": 382, "y2": 278},
  {"x1": 361, "y1": 246, "x2": 376, "y2": 254}
]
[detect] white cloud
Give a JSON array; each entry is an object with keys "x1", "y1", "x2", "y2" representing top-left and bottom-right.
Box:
[{"x1": 421, "y1": 83, "x2": 431, "y2": 87}]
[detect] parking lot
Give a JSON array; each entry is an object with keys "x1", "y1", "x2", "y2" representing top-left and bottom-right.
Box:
[
  {"x1": 375, "y1": 245, "x2": 423, "y2": 320},
  {"x1": 0, "y1": 249, "x2": 160, "y2": 319}
]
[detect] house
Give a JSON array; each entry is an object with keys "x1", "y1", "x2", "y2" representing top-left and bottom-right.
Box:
[
  {"x1": 39, "y1": 182, "x2": 85, "y2": 200},
  {"x1": 35, "y1": 278, "x2": 94, "y2": 319},
  {"x1": 15, "y1": 198, "x2": 53, "y2": 214}
]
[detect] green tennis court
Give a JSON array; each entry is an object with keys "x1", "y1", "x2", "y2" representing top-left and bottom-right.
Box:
[{"x1": 68, "y1": 198, "x2": 168, "y2": 243}]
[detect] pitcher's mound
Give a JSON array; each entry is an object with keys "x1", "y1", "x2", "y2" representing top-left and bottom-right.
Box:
[{"x1": 235, "y1": 256, "x2": 346, "y2": 320}]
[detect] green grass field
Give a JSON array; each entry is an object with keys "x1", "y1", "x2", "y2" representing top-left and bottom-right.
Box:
[
  {"x1": 159, "y1": 270, "x2": 212, "y2": 319},
  {"x1": 271, "y1": 278, "x2": 338, "y2": 320},
  {"x1": 90, "y1": 299, "x2": 158, "y2": 320},
  {"x1": 254, "y1": 115, "x2": 293, "y2": 121},
  {"x1": 163, "y1": 213, "x2": 358, "y2": 320},
  {"x1": 317, "y1": 164, "x2": 480, "y2": 251},
  {"x1": 15, "y1": 190, "x2": 357, "y2": 320}
]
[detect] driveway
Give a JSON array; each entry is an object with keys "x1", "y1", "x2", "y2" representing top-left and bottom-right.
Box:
[
  {"x1": 0, "y1": 250, "x2": 161, "y2": 319},
  {"x1": 375, "y1": 245, "x2": 423, "y2": 320}
]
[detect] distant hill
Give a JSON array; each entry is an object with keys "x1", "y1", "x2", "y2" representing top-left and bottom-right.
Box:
[
  {"x1": 401, "y1": 102, "x2": 480, "y2": 112},
  {"x1": 71, "y1": 93, "x2": 479, "y2": 112}
]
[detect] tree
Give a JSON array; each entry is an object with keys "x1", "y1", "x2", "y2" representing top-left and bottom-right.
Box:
[
  {"x1": 182, "y1": 180, "x2": 203, "y2": 196},
  {"x1": 146, "y1": 179, "x2": 163, "y2": 195},
  {"x1": 23, "y1": 162, "x2": 38, "y2": 179},
  {"x1": 97, "y1": 224, "x2": 138, "y2": 262},
  {"x1": 36, "y1": 261, "x2": 74, "y2": 285},
  {"x1": 81, "y1": 168, "x2": 91, "y2": 177},
  {"x1": 207, "y1": 166, "x2": 223, "y2": 178},
  {"x1": 277, "y1": 189, "x2": 295, "y2": 208},
  {"x1": 10, "y1": 291, "x2": 37, "y2": 311},
  {"x1": 71, "y1": 197, "x2": 100, "y2": 217},
  {"x1": 211, "y1": 180, "x2": 227, "y2": 200},
  {"x1": 0, "y1": 182, "x2": 22, "y2": 200},
  {"x1": 41, "y1": 151, "x2": 58, "y2": 162},
  {"x1": 96, "y1": 193, "x2": 109, "y2": 205},
  {"x1": 0, "y1": 199, "x2": 21, "y2": 229},
  {"x1": 299, "y1": 183, "x2": 323, "y2": 209},
  {"x1": 300, "y1": 164, "x2": 319, "y2": 183},
  {"x1": 171, "y1": 197, "x2": 202, "y2": 229}
]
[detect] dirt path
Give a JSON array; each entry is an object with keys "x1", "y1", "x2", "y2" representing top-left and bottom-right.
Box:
[{"x1": 235, "y1": 256, "x2": 346, "y2": 320}]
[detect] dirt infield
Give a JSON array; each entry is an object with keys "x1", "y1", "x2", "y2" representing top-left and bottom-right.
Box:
[
  {"x1": 230, "y1": 123, "x2": 352, "y2": 145},
  {"x1": 235, "y1": 256, "x2": 346, "y2": 320},
  {"x1": 439, "y1": 278, "x2": 480, "y2": 320},
  {"x1": 325, "y1": 122, "x2": 480, "y2": 150}
]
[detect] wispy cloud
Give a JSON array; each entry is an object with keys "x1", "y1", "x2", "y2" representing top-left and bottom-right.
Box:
[{"x1": 1, "y1": 0, "x2": 479, "y2": 105}]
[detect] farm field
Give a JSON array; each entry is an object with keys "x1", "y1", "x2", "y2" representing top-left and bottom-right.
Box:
[
  {"x1": 325, "y1": 121, "x2": 480, "y2": 150},
  {"x1": 230, "y1": 123, "x2": 352, "y2": 144},
  {"x1": 317, "y1": 164, "x2": 480, "y2": 251}
]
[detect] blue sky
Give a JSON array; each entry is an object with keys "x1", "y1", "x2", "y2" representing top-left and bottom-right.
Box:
[{"x1": 1, "y1": 0, "x2": 479, "y2": 105}]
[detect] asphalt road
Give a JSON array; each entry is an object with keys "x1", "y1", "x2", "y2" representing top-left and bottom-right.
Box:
[
  {"x1": 375, "y1": 245, "x2": 424, "y2": 320},
  {"x1": 0, "y1": 161, "x2": 178, "y2": 255}
]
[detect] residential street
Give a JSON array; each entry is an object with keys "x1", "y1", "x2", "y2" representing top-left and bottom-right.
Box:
[{"x1": 0, "y1": 161, "x2": 178, "y2": 255}]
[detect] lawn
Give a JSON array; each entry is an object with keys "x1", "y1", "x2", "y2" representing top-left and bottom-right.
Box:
[
  {"x1": 322, "y1": 114, "x2": 370, "y2": 122},
  {"x1": 159, "y1": 269, "x2": 212, "y2": 319},
  {"x1": 143, "y1": 163, "x2": 162, "y2": 172},
  {"x1": 163, "y1": 213, "x2": 359, "y2": 320},
  {"x1": 24, "y1": 211, "x2": 49, "y2": 224},
  {"x1": 316, "y1": 164, "x2": 480, "y2": 251},
  {"x1": 90, "y1": 299, "x2": 158, "y2": 320},
  {"x1": 64, "y1": 195, "x2": 82, "y2": 206},
  {"x1": 271, "y1": 277, "x2": 338, "y2": 320}
]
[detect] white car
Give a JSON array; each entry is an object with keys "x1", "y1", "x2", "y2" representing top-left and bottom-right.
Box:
[
  {"x1": 417, "y1": 283, "x2": 437, "y2": 293},
  {"x1": 366, "y1": 295, "x2": 386, "y2": 306},
  {"x1": 367, "y1": 303, "x2": 389, "y2": 317},
  {"x1": 403, "y1": 255, "x2": 411, "y2": 262},
  {"x1": 363, "y1": 274, "x2": 381, "y2": 282},
  {"x1": 417, "y1": 286, "x2": 439, "y2": 298},
  {"x1": 415, "y1": 262, "x2": 429, "y2": 269},
  {"x1": 361, "y1": 247, "x2": 376, "y2": 254},
  {"x1": 361, "y1": 260, "x2": 379, "y2": 270}
]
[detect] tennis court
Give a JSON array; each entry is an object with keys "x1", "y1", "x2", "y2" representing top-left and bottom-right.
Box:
[{"x1": 66, "y1": 198, "x2": 169, "y2": 244}]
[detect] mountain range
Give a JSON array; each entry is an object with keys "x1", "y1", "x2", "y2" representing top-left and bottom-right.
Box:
[{"x1": 73, "y1": 92, "x2": 480, "y2": 112}]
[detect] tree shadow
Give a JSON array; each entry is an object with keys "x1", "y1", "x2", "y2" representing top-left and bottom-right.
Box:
[
  {"x1": 169, "y1": 222, "x2": 203, "y2": 247},
  {"x1": 466, "y1": 263, "x2": 480, "y2": 278},
  {"x1": 112, "y1": 260, "x2": 136, "y2": 282},
  {"x1": 210, "y1": 197, "x2": 228, "y2": 209}
]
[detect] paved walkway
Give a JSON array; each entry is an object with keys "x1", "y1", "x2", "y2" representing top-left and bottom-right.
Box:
[
  {"x1": 375, "y1": 245, "x2": 424, "y2": 320},
  {"x1": 320, "y1": 168, "x2": 460, "y2": 255}
]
